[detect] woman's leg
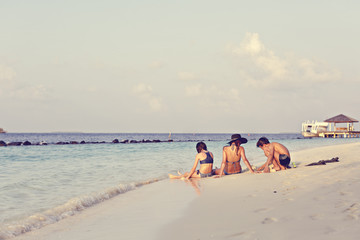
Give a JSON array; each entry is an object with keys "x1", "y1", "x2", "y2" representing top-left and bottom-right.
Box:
[
  {"x1": 168, "y1": 173, "x2": 183, "y2": 179},
  {"x1": 169, "y1": 171, "x2": 202, "y2": 179},
  {"x1": 188, "y1": 171, "x2": 201, "y2": 178},
  {"x1": 213, "y1": 168, "x2": 223, "y2": 175},
  {"x1": 168, "y1": 172, "x2": 189, "y2": 179}
]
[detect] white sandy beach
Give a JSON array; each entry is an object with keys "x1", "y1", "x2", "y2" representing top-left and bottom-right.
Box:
[{"x1": 14, "y1": 142, "x2": 360, "y2": 240}]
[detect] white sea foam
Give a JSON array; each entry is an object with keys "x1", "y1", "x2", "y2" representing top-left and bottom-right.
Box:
[{"x1": 0, "y1": 178, "x2": 160, "y2": 240}]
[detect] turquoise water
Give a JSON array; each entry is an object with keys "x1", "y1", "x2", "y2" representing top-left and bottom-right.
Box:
[{"x1": 0, "y1": 133, "x2": 358, "y2": 239}]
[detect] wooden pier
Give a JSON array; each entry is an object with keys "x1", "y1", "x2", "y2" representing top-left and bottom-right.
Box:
[
  {"x1": 318, "y1": 114, "x2": 360, "y2": 138},
  {"x1": 319, "y1": 131, "x2": 360, "y2": 138},
  {"x1": 302, "y1": 114, "x2": 360, "y2": 138}
]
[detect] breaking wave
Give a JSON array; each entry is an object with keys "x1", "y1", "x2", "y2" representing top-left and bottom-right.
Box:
[{"x1": 0, "y1": 178, "x2": 161, "y2": 240}]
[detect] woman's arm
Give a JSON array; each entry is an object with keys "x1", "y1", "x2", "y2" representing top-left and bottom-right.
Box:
[
  {"x1": 186, "y1": 155, "x2": 200, "y2": 180},
  {"x1": 240, "y1": 148, "x2": 255, "y2": 173},
  {"x1": 218, "y1": 147, "x2": 227, "y2": 177}
]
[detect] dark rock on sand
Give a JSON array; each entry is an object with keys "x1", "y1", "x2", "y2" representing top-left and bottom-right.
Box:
[
  {"x1": 324, "y1": 157, "x2": 339, "y2": 163},
  {"x1": 306, "y1": 157, "x2": 339, "y2": 166},
  {"x1": 112, "y1": 139, "x2": 119, "y2": 143}
]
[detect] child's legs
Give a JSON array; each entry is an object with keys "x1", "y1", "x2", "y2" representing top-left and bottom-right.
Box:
[{"x1": 273, "y1": 152, "x2": 286, "y2": 170}]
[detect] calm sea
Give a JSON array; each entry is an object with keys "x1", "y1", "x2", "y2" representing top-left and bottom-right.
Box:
[{"x1": 0, "y1": 132, "x2": 358, "y2": 239}]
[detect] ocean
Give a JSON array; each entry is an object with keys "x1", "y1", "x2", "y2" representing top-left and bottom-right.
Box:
[{"x1": 0, "y1": 132, "x2": 358, "y2": 239}]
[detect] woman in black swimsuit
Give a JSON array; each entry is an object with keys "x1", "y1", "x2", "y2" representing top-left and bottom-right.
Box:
[
  {"x1": 214, "y1": 134, "x2": 255, "y2": 176},
  {"x1": 169, "y1": 142, "x2": 214, "y2": 179}
]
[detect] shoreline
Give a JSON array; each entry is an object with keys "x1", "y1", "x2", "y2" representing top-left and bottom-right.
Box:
[
  {"x1": 12, "y1": 180, "x2": 199, "y2": 240},
  {"x1": 11, "y1": 142, "x2": 360, "y2": 240}
]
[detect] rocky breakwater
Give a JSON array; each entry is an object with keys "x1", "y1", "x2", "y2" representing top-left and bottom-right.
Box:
[
  {"x1": 0, "y1": 138, "x2": 175, "y2": 147},
  {"x1": 111, "y1": 139, "x2": 168, "y2": 144}
]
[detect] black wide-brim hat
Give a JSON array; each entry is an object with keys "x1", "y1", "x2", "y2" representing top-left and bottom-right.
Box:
[{"x1": 228, "y1": 134, "x2": 248, "y2": 144}]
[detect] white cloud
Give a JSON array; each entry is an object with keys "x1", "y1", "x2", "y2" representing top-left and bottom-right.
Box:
[
  {"x1": 10, "y1": 85, "x2": 50, "y2": 100},
  {"x1": 233, "y1": 32, "x2": 265, "y2": 56},
  {"x1": 132, "y1": 83, "x2": 165, "y2": 112},
  {"x1": 0, "y1": 65, "x2": 16, "y2": 95},
  {"x1": 185, "y1": 84, "x2": 242, "y2": 111},
  {"x1": 148, "y1": 97, "x2": 163, "y2": 111},
  {"x1": 297, "y1": 58, "x2": 341, "y2": 83},
  {"x1": 231, "y1": 32, "x2": 341, "y2": 88},
  {"x1": 149, "y1": 61, "x2": 164, "y2": 69},
  {"x1": 178, "y1": 71, "x2": 196, "y2": 81},
  {"x1": 256, "y1": 52, "x2": 288, "y2": 79},
  {"x1": 0, "y1": 65, "x2": 51, "y2": 100},
  {"x1": 209, "y1": 86, "x2": 241, "y2": 102},
  {"x1": 132, "y1": 83, "x2": 153, "y2": 97},
  {"x1": 0, "y1": 65, "x2": 16, "y2": 81},
  {"x1": 185, "y1": 84, "x2": 202, "y2": 96}
]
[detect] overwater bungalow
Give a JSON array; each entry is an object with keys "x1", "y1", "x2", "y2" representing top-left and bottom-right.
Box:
[
  {"x1": 320, "y1": 114, "x2": 360, "y2": 138},
  {"x1": 302, "y1": 114, "x2": 360, "y2": 138}
]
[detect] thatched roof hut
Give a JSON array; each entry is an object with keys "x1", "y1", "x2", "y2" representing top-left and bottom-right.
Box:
[
  {"x1": 324, "y1": 114, "x2": 358, "y2": 123},
  {"x1": 324, "y1": 114, "x2": 358, "y2": 131}
]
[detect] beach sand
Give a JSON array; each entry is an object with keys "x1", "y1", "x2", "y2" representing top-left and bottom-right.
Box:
[{"x1": 14, "y1": 142, "x2": 360, "y2": 240}]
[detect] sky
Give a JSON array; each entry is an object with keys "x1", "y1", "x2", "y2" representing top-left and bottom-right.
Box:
[{"x1": 1, "y1": 0, "x2": 359, "y2": 133}]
